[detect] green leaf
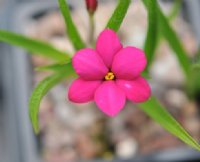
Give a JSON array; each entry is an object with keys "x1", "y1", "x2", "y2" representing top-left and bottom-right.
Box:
[
  {"x1": 142, "y1": 1, "x2": 191, "y2": 77},
  {"x1": 157, "y1": 3, "x2": 191, "y2": 77},
  {"x1": 168, "y1": 0, "x2": 182, "y2": 21},
  {"x1": 29, "y1": 73, "x2": 65, "y2": 134},
  {"x1": 106, "y1": 0, "x2": 131, "y2": 32},
  {"x1": 29, "y1": 64, "x2": 74, "y2": 134},
  {"x1": 141, "y1": 71, "x2": 151, "y2": 80},
  {"x1": 0, "y1": 30, "x2": 70, "y2": 62},
  {"x1": 192, "y1": 64, "x2": 200, "y2": 71},
  {"x1": 186, "y1": 67, "x2": 200, "y2": 98},
  {"x1": 142, "y1": 0, "x2": 158, "y2": 70},
  {"x1": 35, "y1": 62, "x2": 77, "y2": 77},
  {"x1": 142, "y1": 0, "x2": 181, "y2": 70},
  {"x1": 58, "y1": 0, "x2": 85, "y2": 50},
  {"x1": 139, "y1": 97, "x2": 200, "y2": 151},
  {"x1": 151, "y1": 0, "x2": 181, "y2": 51},
  {"x1": 36, "y1": 62, "x2": 71, "y2": 72}
]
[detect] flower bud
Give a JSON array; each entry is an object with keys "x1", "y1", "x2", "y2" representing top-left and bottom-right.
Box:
[{"x1": 85, "y1": 0, "x2": 98, "y2": 15}]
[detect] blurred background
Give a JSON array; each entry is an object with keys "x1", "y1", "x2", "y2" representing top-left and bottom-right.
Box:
[{"x1": 1, "y1": 0, "x2": 200, "y2": 162}]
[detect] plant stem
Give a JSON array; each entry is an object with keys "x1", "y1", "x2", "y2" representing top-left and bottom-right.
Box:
[{"x1": 88, "y1": 13, "x2": 95, "y2": 46}]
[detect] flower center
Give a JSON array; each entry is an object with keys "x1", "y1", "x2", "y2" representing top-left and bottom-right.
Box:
[{"x1": 105, "y1": 72, "x2": 115, "y2": 80}]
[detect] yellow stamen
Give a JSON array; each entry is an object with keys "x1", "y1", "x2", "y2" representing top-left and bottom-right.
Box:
[{"x1": 105, "y1": 72, "x2": 115, "y2": 80}]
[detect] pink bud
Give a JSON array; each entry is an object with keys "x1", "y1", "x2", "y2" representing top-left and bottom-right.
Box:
[{"x1": 85, "y1": 0, "x2": 98, "y2": 15}]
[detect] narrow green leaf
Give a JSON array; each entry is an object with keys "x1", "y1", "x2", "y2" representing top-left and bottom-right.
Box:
[
  {"x1": 142, "y1": 1, "x2": 191, "y2": 77},
  {"x1": 58, "y1": 0, "x2": 85, "y2": 50},
  {"x1": 142, "y1": 0, "x2": 158, "y2": 70},
  {"x1": 36, "y1": 62, "x2": 72, "y2": 72},
  {"x1": 29, "y1": 73, "x2": 65, "y2": 134},
  {"x1": 168, "y1": 0, "x2": 182, "y2": 21},
  {"x1": 152, "y1": 0, "x2": 181, "y2": 50},
  {"x1": 106, "y1": 0, "x2": 131, "y2": 32},
  {"x1": 35, "y1": 62, "x2": 77, "y2": 77},
  {"x1": 143, "y1": 0, "x2": 182, "y2": 66},
  {"x1": 0, "y1": 30, "x2": 70, "y2": 62},
  {"x1": 29, "y1": 64, "x2": 74, "y2": 134},
  {"x1": 141, "y1": 71, "x2": 151, "y2": 79},
  {"x1": 156, "y1": 3, "x2": 190, "y2": 77},
  {"x1": 192, "y1": 64, "x2": 200, "y2": 71},
  {"x1": 139, "y1": 97, "x2": 200, "y2": 151},
  {"x1": 186, "y1": 67, "x2": 200, "y2": 98}
]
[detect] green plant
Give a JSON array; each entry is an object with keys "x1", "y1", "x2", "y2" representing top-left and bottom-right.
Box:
[{"x1": 0, "y1": 0, "x2": 200, "y2": 151}]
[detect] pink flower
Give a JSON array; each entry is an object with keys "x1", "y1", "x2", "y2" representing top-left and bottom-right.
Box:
[{"x1": 68, "y1": 29, "x2": 151, "y2": 117}]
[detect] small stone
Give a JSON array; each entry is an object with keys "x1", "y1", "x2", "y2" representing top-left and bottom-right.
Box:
[{"x1": 116, "y1": 137, "x2": 138, "y2": 159}]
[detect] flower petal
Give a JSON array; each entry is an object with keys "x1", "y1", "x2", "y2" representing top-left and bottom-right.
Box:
[
  {"x1": 116, "y1": 77, "x2": 151, "y2": 103},
  {"x1": 94, "y1": 81, "x2": 126, "y2": 116},
  {"x1": 72, "y1": 48, "x2": 108, "y2": 80},
  {"x1": 112, "y1": 47, "x2": 147, "y2": 80},
  {"x1": 96, "y1": 29, "x2": 122, "y2": 68},
  {"x1": 68, "y1": 78, "x2": 102, "y2": 103}
]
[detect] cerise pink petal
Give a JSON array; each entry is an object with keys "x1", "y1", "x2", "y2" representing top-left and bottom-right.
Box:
[
  {"x1": 112, "y1": 47, "x2": 147, "y2": 80},
  {"x1": 96, "y1": 29, "x2": 122, "y2": 68},
  {"x1": 116, "y1": 77, "x2": 151, "y2": 103},
  {"x1": 72, "y1": 48, "x2": 108, "y2": 80},
  {"x1": 94, "y1": 81, "x2": 126, "y2": 116},
  {"x1": 68, "y1": 78, "x2": 101, "y2": 103}
]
